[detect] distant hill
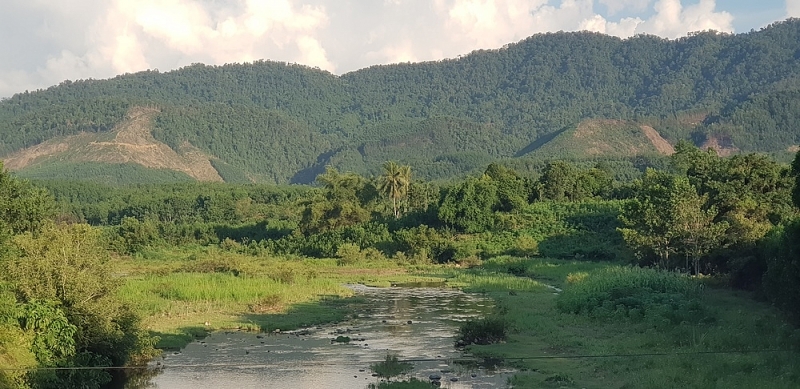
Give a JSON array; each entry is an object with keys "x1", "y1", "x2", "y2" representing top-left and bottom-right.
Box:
[{"x1": 2, "y1": 19, "x2": 800, "y2": 183}]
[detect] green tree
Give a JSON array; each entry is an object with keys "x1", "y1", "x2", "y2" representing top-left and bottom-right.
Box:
[
  {"x1": 484, "y1": 163, "x2": 530, "y2": 212},
  {"x1": 377, "y1": 161, "x2": 411, "y2": 218},
  {"x1": 4, "y1": 223, "x2": 157, "y2": 370},
  {"x1": 300, "y1": 167, "x2": 378, "y2": 234},
  {"x1": 438, "y1": 177, "x2": 498, "y2": 233},
  {"x1": 619, "y1": 169, "x2": 725, "y2": 271},
  {"x1": 537, "y1": 161, "x2": 577, "y2": 201},
  {"x1": 0, "y1": 162, "x2": 53, "y2": 237},
  {"x1": 670, "y1": 188, "x2": 728, "y2": 274}
]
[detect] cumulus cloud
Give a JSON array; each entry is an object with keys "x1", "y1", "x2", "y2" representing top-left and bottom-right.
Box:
[
  {"x1": 636, "y1": 0, "x2": 733, "y2": 37},
  {"x1": 0, "y1": 0, "x2": 772, "y2": 98},
  {"x1": 598, "y1": 0, "x2": 651, "y2": 15},
  {"x1": 788, "y1": 0, "x2": 800, "y2": 17}
]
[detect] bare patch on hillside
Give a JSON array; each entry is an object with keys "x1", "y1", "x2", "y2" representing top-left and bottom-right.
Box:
[
  {"x1": 2, "y1": 106, "x2": 223, "y2": 181},
  {"x1": 788, "y1": 145, "x2": 800, "y2": 153},
  {"x1": 2, "y1": 141, "x2": 71, "y2": 170},
  {"x1": 675, "y1": 112, "x2": 708, "y2": 127},
  {"x1": 700, "y1": 135, "x2": 739, "y2": 157},
  {"x1": 570, "y1": 120, "x2": 654, "y2": 156},
  {"x1": 640, "y1": 125, "x2": 675, "y2": 155}
]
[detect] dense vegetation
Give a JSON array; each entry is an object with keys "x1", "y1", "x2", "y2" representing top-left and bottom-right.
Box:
[
  {"x1": 0, "y1": 142, "x2": 799, "y2": 387},
  {"x1": 3, "y1": 20, "x2": 800, "y2": 183},
  {"x1": 0, "y1": 165, "x2": 158, "y2": 389}
]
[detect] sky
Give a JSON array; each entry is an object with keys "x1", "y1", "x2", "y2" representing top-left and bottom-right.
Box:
[{"x1": 0, "y1": 0, "x2": 798, "y2": 98}]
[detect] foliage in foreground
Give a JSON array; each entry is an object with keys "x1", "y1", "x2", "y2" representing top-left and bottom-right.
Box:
[
  {"x1": 0, "y1": 165, "x2": 157, "y2": 389},
  {"x1": 367, "y1": 377, "x2": 432, "y2": 389},
  {"x1": 466, "y1": 258, "x2": 800, "y2": 389}
]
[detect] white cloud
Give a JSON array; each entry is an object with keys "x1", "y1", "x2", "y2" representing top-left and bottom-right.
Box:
[
  {"x1": 599, "y1": 0, "x2": 651, "y2": 15},
  {"x1": 788, "y1": 0, "x2": 800, "y2": 17},
  {"x1": 579, "y1": 0, "x2": 733, "y2": 38},
  {"x1": 579, "y1": 14, "x2": 643, "y2": 36},
  {"x1": 636, "y1": 0, "x2": 733, "y2": 38}
]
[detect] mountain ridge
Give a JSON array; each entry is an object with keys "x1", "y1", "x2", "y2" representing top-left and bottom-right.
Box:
[{"x1": 2, "y1": 19, "x2": 800, "y2": 183}]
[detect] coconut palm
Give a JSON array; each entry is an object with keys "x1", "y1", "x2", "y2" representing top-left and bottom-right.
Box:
[{"x1": 378, "y1": 161, "x2": 411, "y2": 218}]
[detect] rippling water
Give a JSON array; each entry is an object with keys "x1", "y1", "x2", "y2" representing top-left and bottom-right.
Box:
[{"x1": 135, "y1": 285, "x2": 513, "y2": 389}]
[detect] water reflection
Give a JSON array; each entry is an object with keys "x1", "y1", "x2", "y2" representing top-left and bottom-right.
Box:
[{"x1": 129, "y1": 285, "x2": 513, "y2": 389}]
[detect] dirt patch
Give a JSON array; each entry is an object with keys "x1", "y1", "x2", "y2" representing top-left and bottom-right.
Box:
[
  {"x1": 571, "y1": 119, "x2": 663, "y2": 157},
  {"x1": 573, "y1": 119, "x2": 626, "y2": 139},
  {"x1": 2, "y1": 106, "x2": 223, "y2": 182},
  {"x1": 788, "y1": 145, "x2": 800, "y2": 153},
  {"x1": 640, "y1": 125, "x2": 675, "y2": 155},
  {"x1": 700, "y1": 135, "x2": 739, "y2": 157},
  {"x1": 2, "y1": 141, "x2": 71, "y2": 170}
]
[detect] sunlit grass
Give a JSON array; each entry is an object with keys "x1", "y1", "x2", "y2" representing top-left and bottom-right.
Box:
[
  {"x1": 115, "y1": 246, "x2": 446, "y2": 332},
  {"x1": 113, "y1": 248, "x2": 800, "y2": 388},
  {"x1": 455, "y1": 257, "x2": 800, "y2": 389}
]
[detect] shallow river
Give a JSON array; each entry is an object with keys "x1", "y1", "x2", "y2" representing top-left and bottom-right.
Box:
[{"x1": 136, "y1": 285, "x2": 513, "y2": 388}]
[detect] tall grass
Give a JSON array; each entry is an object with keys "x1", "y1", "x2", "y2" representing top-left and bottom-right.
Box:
[
  {"x1": 115, "y1": 248, "x2": 447, "y2": 332},
  {"x1": 557, "y1": 266, "x2": 705, "y2": 324}
]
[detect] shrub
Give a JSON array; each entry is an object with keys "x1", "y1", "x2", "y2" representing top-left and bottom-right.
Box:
[
  {"x1": 248, "y1": 295, "x2": 283, "y2": 313},
  {"x1": 566, "y1": 272, "x2": 589, "y2": 284},
  {"x1": 557, "y1": 266, "x2": 705, "y2": 324},
  {"x1": 370, "y1": 354, "x2": 413, "y2": 382},
  {"x1": 336, "y1": 243, "x2": 365, "y2": 265},
  {"x1": 762, "y1": 220, "x2": 800, "y2": 323},
  {"x1": 510, "y1": 234, "x2": 538, "y2": 257},
  {"x1": 456, "y1": 316, "x2": 508, "y2": 346}
]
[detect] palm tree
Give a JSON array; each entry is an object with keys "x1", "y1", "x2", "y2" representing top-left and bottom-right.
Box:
[{"x1": 378, "y1": 161, "x2": 411, "y2": 218}]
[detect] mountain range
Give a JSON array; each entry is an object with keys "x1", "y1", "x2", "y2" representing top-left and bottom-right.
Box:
[{"x1": 2, "y1": 19, "x2": 800, "y2": 184}]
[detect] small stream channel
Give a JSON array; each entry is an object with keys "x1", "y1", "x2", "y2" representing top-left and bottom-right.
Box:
[{"x1": 134, "y1": 285, "x2": 514, "y2": 388}]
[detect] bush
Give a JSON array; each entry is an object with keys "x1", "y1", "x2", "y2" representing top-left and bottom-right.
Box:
[
  {"x1": 456, "y1": 316, "x2": 508, "y2": 346},
  {"x1": 557, "y1": 266, "x2": 706, "y2": 324},
  {"x1": 510, "y1": 234, "x2": 538, "y2": 257},
  {"x1": 336, "y1": 243, "x2": 365, "y2": 265},
  {"x1": 370, "y1": 354, "x2": 413, "y2": 381},
  {"x1": 762, "y1": 220, "x2": 800, "y2": 323}
]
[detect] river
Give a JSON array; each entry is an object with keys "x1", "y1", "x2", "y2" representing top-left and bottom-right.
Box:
[{"x1": 129, "y1": 285, "x2": 513, "y2": 388}]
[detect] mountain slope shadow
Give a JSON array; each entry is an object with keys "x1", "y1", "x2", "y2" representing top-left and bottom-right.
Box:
[
  {"x1": 290, "y1": 149, "x2": 341, "y2": 184},
  {"x1": 515, "y1": 126, "x2": 572, "y2": 157}
]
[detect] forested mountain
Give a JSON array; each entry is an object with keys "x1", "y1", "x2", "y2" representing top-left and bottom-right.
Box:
[{"x1": 2, "y1": 19, "x2": 800, "y2": 183}]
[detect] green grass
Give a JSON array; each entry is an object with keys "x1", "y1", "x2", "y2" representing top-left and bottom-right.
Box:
[
  {"x1": 367, "y1": 378, "x2": 432, "y2": 389},
  {"x1": 460, "y1": 258, "x2": 800, "y2": 389},
  {"x1": 111, "y1": 246, "x2": 800, "y2": 388},
  {"x1": 115, "y1": 247, "x2": 445, "y2": 333}
]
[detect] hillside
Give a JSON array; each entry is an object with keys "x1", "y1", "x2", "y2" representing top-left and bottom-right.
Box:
[
  {"x1": 2, "y1": 19, "x2": 800, "y2": 183},
  {"x1": 530, "y1": 120, "x2": 675, "y2": 159},
  {"x1": 5, "y1": 106, "x2": 223, "y2": 183}
]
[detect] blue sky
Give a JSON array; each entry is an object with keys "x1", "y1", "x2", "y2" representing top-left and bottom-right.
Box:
[{"x1": 0, "y1": 0, "x2": 797, "y2": 97}]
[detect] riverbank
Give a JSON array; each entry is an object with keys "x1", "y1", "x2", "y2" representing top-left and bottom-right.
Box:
[
  {"x1": 453, "y1": 257, "x2": 800, "y2": 389},
  {"x1": 114, "y1": 246, "x2": 452, "y2": 350},
  {"x1": 113, "y1": 247, "x2": 800, "y2": 389}
]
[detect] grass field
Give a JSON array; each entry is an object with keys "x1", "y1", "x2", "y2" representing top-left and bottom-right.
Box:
[{"x1": 448, "y1": 258, "x2": 800, "y2": 389}]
